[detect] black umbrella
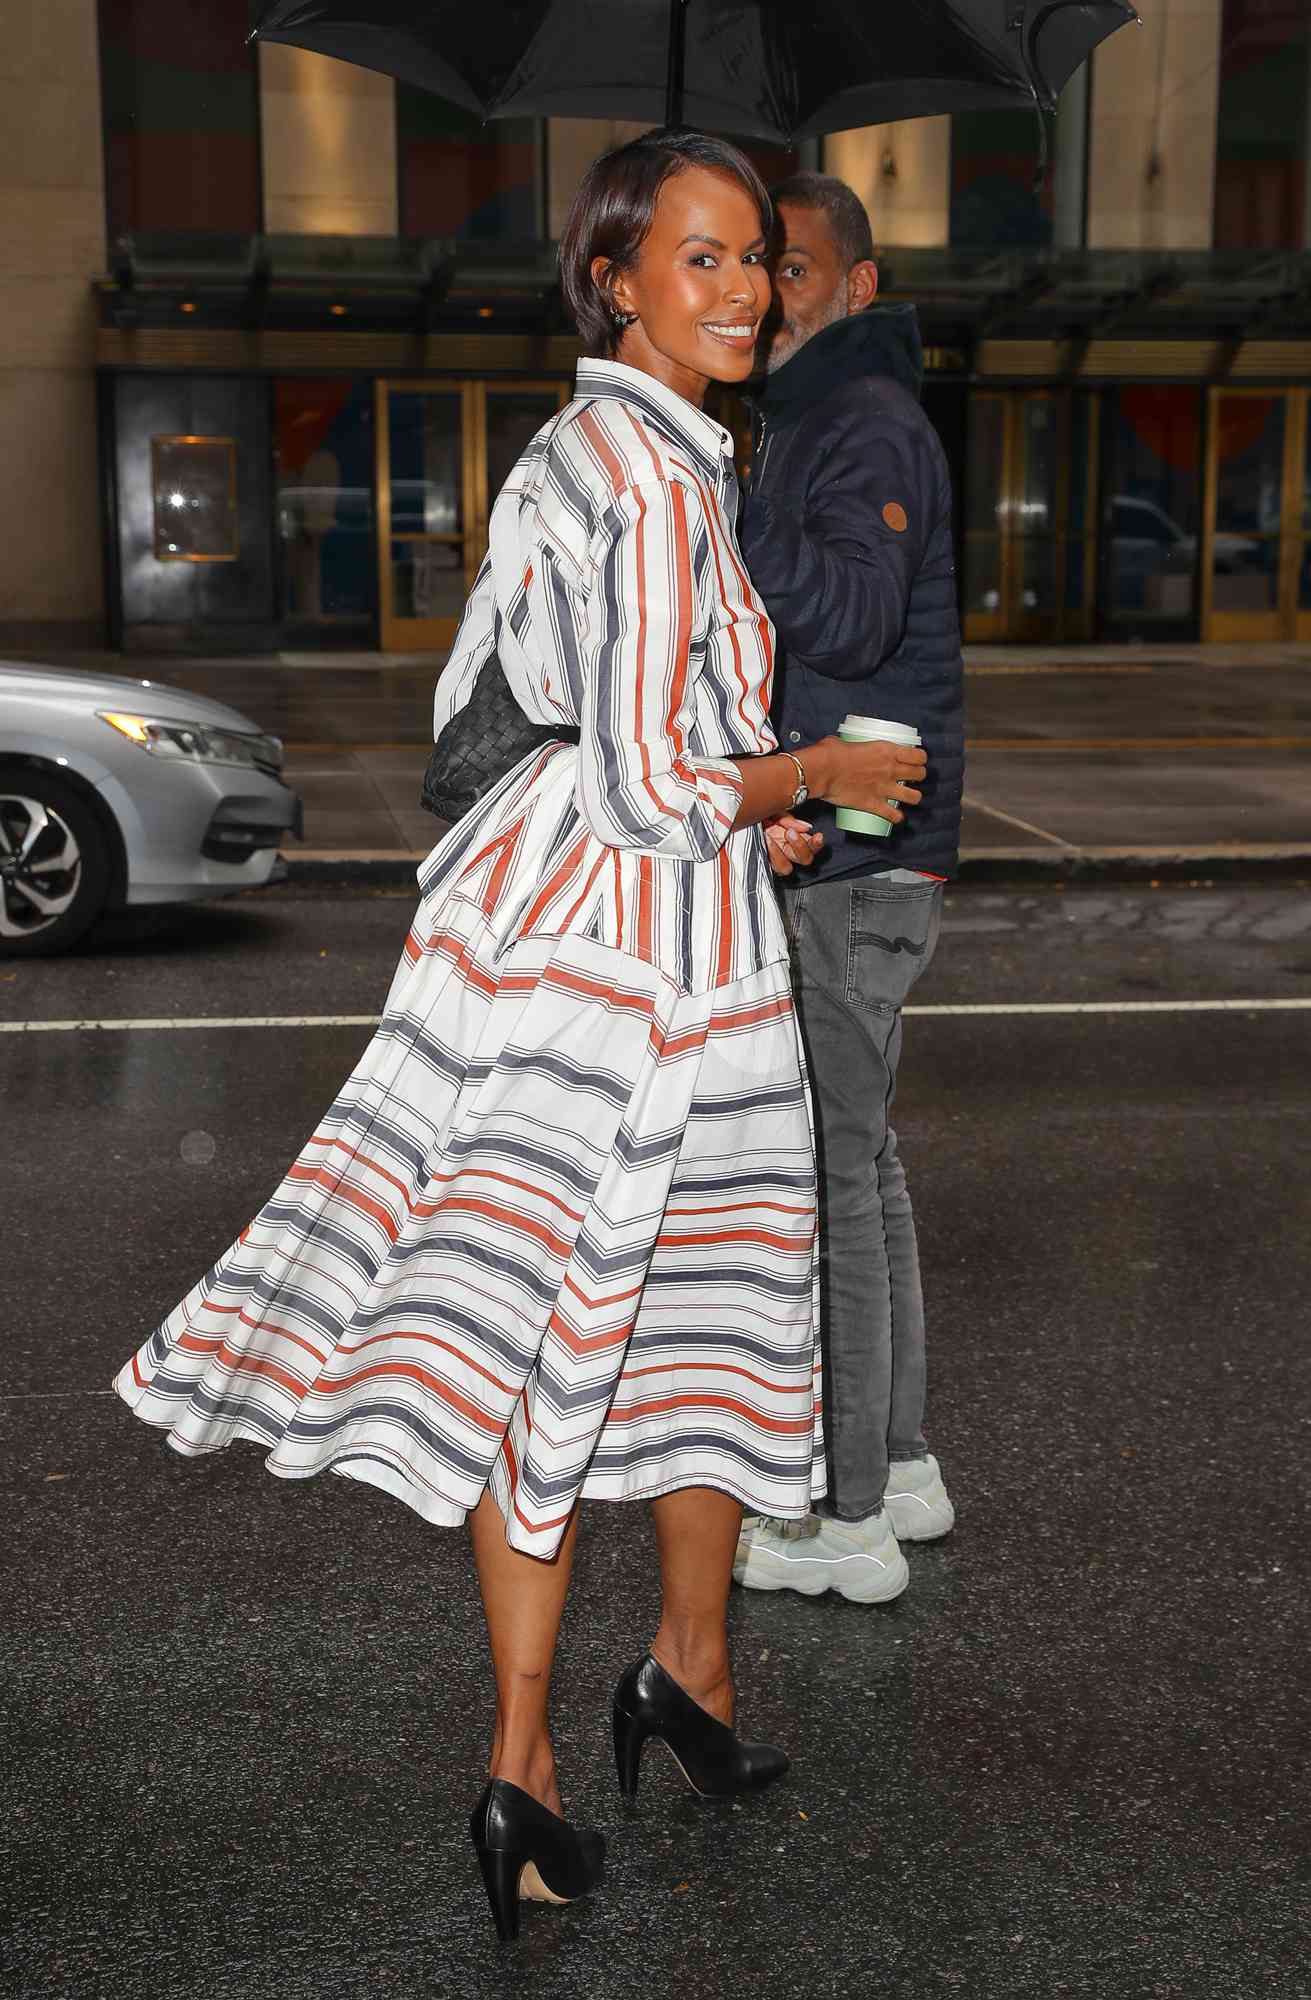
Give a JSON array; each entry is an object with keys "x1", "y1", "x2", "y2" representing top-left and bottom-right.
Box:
[{"x1": 250, "y1": 0, "x2": 1138, "y2": 144}]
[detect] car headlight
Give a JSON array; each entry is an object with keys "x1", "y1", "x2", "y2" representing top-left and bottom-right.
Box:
[{"x1": 98, "y1": 711, "x2": 283, "y2": 774}]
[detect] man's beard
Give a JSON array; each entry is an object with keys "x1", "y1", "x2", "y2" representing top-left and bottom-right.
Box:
[{"x1": 762, "y1": 290, "x2": 849, "y2": 374}]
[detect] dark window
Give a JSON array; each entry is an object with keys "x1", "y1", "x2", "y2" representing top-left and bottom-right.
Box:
[
  {"x1": 397, "y1": 89, "x2": 538, "y2": 238},
  {"x1": 1213, "y1": 0, "x2": 1309, "y2": 250},
  {"x1": 274, "y1": 379, "x2": 376, "y2": 642},
  {"x1": 1103, "y1": 387, "x2": 1202, "y2": 634},
  {"x1": 950, "y1": 108, "x2": 1051, "y2": 249},
  {"x1": 99, "y1": 0, "x2": 260, "y2": 240}
]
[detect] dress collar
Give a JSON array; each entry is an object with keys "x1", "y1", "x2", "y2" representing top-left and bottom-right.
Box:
[{"x1": 574, "y1": 357, "x2": 734, "y2": 482}]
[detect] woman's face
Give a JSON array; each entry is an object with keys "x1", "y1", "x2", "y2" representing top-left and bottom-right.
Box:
[{"x1": 597, "y1": 165, "x2": 771, "y2": 407}]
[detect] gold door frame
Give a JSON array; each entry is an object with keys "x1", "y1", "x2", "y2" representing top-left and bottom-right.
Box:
[
  {"x1": 376, "y1": 378, "x2": 569, "y2": 654},
  {"x1": 962, "y1": 390, "x2": 1009, "y2": 643},
  {"x1": 1202, "y1": 385, "x2": 1309, "y2": 643},
  {"x1": 962, "y1": 389, "x2": 1099, "y2": 645}
]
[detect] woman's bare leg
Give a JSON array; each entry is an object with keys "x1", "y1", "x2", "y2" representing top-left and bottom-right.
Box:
[
  {"x1": 648, "y1": 1487, "x2": 742, "y2": 1727},
  {"x1": 469, "y1": 1491, "x2": 579, "y2": 1814}
]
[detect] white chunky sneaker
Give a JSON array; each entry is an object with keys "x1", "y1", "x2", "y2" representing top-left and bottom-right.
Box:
[
  {"x1": 883, "y1": 1454, "x2": 956, "y2": 1541},
  {"x1": 733, "y1": 1508, "x2": 909, "y2": 1604}
]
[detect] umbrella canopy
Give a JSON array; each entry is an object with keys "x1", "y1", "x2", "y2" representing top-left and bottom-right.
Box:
[{"x1": 251, "y1": 0, "x2": 1139, "y2": 144}]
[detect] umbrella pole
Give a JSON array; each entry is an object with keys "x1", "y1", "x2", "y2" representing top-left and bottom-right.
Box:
[{"x1": 664, "y1": 0, "x2": 688, "y2": 127}]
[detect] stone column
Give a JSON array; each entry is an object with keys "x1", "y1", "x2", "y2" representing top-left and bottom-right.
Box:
[
  {"x1": 1086, "y1": 0, "x2": 1223, "y2": 249},
  {"x1": 824, "y1": 121, "x2": 951, "y2": 248},
  {"x1": 0, "y1": 0, "x2": 106, "y2": 647},
  {"x1": 259, "y1": 45, "x2": 397, "y2": 235},
  {"x1": 1052, "y1": 65, "x2": 1091, "y2": 248}
]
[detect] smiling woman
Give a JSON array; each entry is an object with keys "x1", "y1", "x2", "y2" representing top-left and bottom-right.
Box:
[
  {"x1": 112, "y1": 124, "x2": 927, "y2": 1951},
  {"x1": 559, "y1": 127, "x2": 773, "y2": 400}
]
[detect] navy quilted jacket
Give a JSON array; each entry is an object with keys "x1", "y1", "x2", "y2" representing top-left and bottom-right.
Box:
[{"x1": 741, "y1": 305, "x2": 965, "y2": 883}]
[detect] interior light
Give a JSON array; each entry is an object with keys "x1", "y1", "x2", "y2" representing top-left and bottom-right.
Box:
[
  {"x1": 169, "y1": 491, "x2": 187, "y2": 508},
  {"x1": 180, "y1": 301, "x2": 197, "y2": 314},
  {"x1": 477, "y1": 307, "x2": 494, "y2": 319},
  {"x1": 330, "y1": 303, "x2": 348, "y2": 316}
]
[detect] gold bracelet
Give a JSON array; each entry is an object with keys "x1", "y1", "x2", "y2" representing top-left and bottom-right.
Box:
[{"x1": 780, "y1": 750, "x2": 809, "y2": 809}]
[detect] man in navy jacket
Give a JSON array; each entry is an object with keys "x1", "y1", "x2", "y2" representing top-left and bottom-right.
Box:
[{"x1": 734, "y1": 174, "x2": 964, "y2": 1604}]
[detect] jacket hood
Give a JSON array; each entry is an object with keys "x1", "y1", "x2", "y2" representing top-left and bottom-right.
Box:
[{"x1": 758, "y1": 303, "x2": 923, "y2": 411}]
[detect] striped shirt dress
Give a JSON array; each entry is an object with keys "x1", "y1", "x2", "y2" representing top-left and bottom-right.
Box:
[{"x1": 115, "y1": 359, "x2": 825, "y2": 1558}]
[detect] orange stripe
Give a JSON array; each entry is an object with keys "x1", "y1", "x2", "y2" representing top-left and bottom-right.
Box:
[
  {"x1": 664, "y1": 1198, "x2": 814, "y2": 1218},
  {"x1": 656, "y1": 1225, "x2": 810, "y2": 1253},
  {"x1": 578, "y1": 408, "x2": 630, "y2": 499},
  {"x1": 500, "y1": 1422, "x2": 577, "y2": 1539},
  {"x1": 620, "y1": 1358, "x2": 811, "y2": 1395},
  {"x1": 714, "y1": 844, "x2": 734, "y2": 987},
  {"x1": 327, "y1": 1358, "x2": 505, "y2": 1434},
  {"x1": 665, "y1": 481, "x2": 694, "y2": 726},
  {"x1": 708, "y1": 994, "x2": 793, "y2": 1033},
  {"x1": 651, "y1": 1019, "x2": 708, "y2": 1062},
  {"x1": 338, "y1": 1328, "x2": 520, "y2": 1399},
  {"x1": 544, "y1": 1305, "x2": 635, "y2": 1359},
  {"x1": 699, "y1": 479, "x2": 756, "y2": 732},
  {"x1": 631, "y1": 482, "x2": 664, "y2": 816},
  {"x1": 430, "y1": 928, "x2": 498, "y2": 998},
  {"x1": 286, "y1": 1163, "x2": 400, "y2": 1242},
  {"x1": 636, "y1": 853, "x2": 655, "y2": 963},
  {"x1": 562, "y1": 1269, "x2": 645, "y2": 1312},
  {"x1": 436, "y1": 1194, "x2": 574, "y2": 1261},
  {"x1": 424, "y1": 1166, "x2": 585, "y2": 1224},
  {"x1": 539, "y1": 962, "x2": 655, "y2": 1016},
  {"x1": 604, "y1": 1390, "x2": 812, "y2": 1434},
  {"x1": 518, "y1": 830, "x2": 589, "y2": 933},
  {"x1": 216, "y1": 1341, "x2": 308, "y2": 1399},
  {"x1": 625, "y1": 406, "x2": 668, "y2": 484},
  {"x1": 556, "y1": 845, "x2": 608, "y2": 934}
]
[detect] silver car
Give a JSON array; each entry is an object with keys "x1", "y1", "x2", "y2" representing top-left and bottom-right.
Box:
[{"x1": 0, "y1": 662, "x2": 302, "y2": 956}]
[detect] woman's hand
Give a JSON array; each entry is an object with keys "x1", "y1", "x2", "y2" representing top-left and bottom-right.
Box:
[
  {"x1": 805, "y1": 735, "x2": 926, "y2": 826},
  {"x1": 764, "y1": 815, "x2": 824, "y2": 877}
]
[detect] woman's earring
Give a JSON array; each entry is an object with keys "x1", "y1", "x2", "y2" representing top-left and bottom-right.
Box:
[{"x1": 612, "y1": 308, "x2": 637, "y2": 327}]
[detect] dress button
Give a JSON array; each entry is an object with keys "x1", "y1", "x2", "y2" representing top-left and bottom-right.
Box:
[{"x1": 788, "y1": 730, "x2": 801, "y2": 743}]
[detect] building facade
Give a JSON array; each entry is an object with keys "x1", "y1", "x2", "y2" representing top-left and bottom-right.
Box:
[{"x1": 4, "y1": 0, "x2": 1310, "y2": 656}]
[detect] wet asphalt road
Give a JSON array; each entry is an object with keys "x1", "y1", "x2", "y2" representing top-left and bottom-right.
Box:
[{"x1": 2, "y1": 883, "x2": 1309, "y2": 2000}]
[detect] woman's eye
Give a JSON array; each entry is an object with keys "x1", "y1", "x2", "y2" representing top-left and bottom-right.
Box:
[{"x1": 690, "y1": 253, "x2": 718, "y2": 268}]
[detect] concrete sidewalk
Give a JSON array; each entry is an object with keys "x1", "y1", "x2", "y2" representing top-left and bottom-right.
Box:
[{"x1": 21, "y1": 642, "x2": 1311, "y2": 882}]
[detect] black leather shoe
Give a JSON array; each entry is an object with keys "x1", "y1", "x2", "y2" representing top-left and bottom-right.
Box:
[
  {"x1": 612, "y1": 1653, "x2": 789, "y2": 1804},
  {"x1": 468, "y1": 1778, "x2": 605, "y2": 1943}
]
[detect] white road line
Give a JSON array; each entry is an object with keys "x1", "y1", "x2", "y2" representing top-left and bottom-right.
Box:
[
  {"x1": 908, "y1": 1000, "x2": 1311, "y2": 1016},
  {"x1": 1, "y1": 1389, "x2": 115, "y2": 1401},
  {"x1": 0, "y1": 1015, "x2": 381, "y2": 1032},
  {"x1": 962, "y1": 794, "x2": 1074, "y2": 849},
  {"x1": 2, "y1": 1000, "x2": 1311, "y2": 1034}
]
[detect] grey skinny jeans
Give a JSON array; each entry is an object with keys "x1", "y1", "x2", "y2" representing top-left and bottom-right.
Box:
[{"x1": 781, "y1": 871, "x2": 944, "y2": 1522}]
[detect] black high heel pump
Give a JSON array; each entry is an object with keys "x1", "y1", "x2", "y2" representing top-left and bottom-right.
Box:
[
  {"x1": 612, "y1": 1654, "x2": 789, "y2": 1804},
  {"x1": 468, "y1": 1779, "x2": 605, "y2": 1943}
]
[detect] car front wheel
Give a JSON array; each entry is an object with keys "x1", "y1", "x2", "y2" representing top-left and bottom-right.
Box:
[{"x1": 0, "y1": 766, "x2": 112, "y2": 957}]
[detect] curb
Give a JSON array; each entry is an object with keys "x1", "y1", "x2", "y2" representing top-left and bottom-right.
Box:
[{"x1": 280, "y1": 845, "x2": 1311, "y2": 890}]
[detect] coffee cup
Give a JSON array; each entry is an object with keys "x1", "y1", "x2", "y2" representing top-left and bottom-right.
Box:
[{"x1": 835, "y1": 715, "x2": 922, "y2": 837}]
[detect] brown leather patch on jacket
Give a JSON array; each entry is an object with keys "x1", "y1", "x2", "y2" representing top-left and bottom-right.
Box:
[{"x1": 882, "y1": 501, "x2": 908, "y2": 533}]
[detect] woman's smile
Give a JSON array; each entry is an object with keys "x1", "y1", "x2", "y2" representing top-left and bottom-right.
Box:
[
  {"x1": 600, "y1": 164, "x2": 773, "y2": 406},
  {"x1": 700, "y1": 318, "x2": 758, "y2": 350}
]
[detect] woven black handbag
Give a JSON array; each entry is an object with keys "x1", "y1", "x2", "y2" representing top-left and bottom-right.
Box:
[{"x1": 420, "y1": 647, "x2": 580, "y2": 823}]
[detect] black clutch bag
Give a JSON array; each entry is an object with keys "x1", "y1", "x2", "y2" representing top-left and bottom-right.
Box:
[{"x1": 421, "y1": 647, "x2": 580, "y2": 822}]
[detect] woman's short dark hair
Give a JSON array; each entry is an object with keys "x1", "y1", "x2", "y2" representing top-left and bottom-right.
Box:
[{"x1": 559, "y1": 128, "x2": 772, "y2": 360}]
